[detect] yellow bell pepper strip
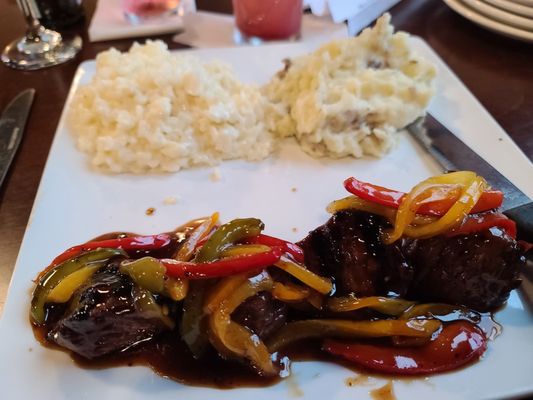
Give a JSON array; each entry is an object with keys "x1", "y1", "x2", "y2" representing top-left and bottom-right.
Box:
[
  {"x1": 385, "y1": 172, "x2": 487, "y2": 243},
  {"x1": 323, "y1": 321, "x2": 486, "y2": 375},
  {"x1": 50, "y1": 234, "x2": 172, "y2": 267},
  {"x1": 272, "y1": 282, "x2": 310, "y2": 302},
  {"x1": 162, "y1": 247, "x2": 283, "y2": 279},
  {"x1": 328, "y1": 296, "x2": 416, "y2": 316},
  {"x1": 164, "y1": 277, "x2": 189, "y2": 301},
  {"x1": 120, "y1": 257, "x2": 166, "y2": 294},
  {"x1": 244, "y1": 234, "x2": 305, "y2": 263},
  {"x1": 167, "y1": 214, "x2": 220, "y2": 302},
  {"x1": 401, "y1": 303, "x2": 481, "y2": 324},
  {"x1": 274, "y1": 257, "x2": 333, "y2": 295},
  {"x1": 175, "y1": 212, "x2": 220, "y2": 262},
  {"x1": 31, "y1": 248, "x2": 127, "y2": 325},
  {"x1": 45, "y1": 264, "x2": 102, "y2": 304},
  {"x1": 220, "y1": 244, "x2": 272, "y2": 257},
  {"x1": 326, "y1": 196, "x2": 436, "y2": 226},
  {"x1": 208, "y1": 271, "x2": 278, "y2": 376},
  {"x1": 344, "y1": 176, "x2": 503, "y2": 216},
  {"x1": 179, "y1": 239, "x2": 276, "y2": 358},
  {"x1": 195, "y1": 218, "x2": 264, "y2": 262},
  {"x1": 267, "y1": 319, "x2": 442, "y2": 352},
  {"x1": 203, "y1": 273, "x2": 252, "y2": 314},
  {"x1": 306, "y1": 290, "x2": 325, "y2": 310}
]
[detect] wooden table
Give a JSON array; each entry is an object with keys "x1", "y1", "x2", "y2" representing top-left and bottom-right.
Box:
[{"x1": 0, "y1": 0, "x2": 531, "y2": 314}]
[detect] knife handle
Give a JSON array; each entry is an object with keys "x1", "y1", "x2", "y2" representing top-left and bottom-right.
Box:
[{"x1": 503, "y1": 203, "x2": 533, "y2": 243}]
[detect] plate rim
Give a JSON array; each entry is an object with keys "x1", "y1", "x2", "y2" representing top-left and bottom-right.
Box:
[
  {"x1": 443, "y1": 0, "x2": 533, "y2": 42},
  {"x1": 462, "y1": 0, "x2": 533, "y2": 30},
  {"x1": 483, "y1": 0, "x2": 533, "y2": 18}
]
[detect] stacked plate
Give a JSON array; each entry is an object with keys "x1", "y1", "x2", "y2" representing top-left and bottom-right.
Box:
[{"x1": 443, "y1": 0, "x2": 533, "y2": 42}]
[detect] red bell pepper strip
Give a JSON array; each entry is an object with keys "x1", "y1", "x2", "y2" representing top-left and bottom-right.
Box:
[
  {"x1": 323, "y1": 321, "x2": 486, "y2": 376},
  {"x1": 244, "y1": 234, "x2": 305, "y2": 263},
  {"x1": 51, "y1": 234, "x2": 172, "y2": 266},
  {"x1": 344, "y1": 177, "x2": 503, "y2": 216},
  {"x1": 161, "y1": 246, "x2": 283, "y2": 279},
  {"x1": 447, "y1": 212, "x2": 517, "y2": 239}
]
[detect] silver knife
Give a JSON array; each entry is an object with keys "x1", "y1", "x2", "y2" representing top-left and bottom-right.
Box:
[
  {"x1": 0, "y1": 89, "x2": 35, "y2": 189},
  {"x1": 408, "y1": 114, "x2": 533, "y2": 310},
  {"x1": 408, "y1": 114, "x2": 533, "y2": 242}
]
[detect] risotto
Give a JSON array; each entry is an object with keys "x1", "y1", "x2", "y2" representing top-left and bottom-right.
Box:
[{"x1": 68, "y1": 41, "x2": 273, "y2": 173}]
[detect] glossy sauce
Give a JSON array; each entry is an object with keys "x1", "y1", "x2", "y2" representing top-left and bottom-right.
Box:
[
  {"x1": 370, "y1": 381, "x2": 395, "y2": 400},
  {"x1": 31, "y1": 221, "x2": 502, "y2": 389}
]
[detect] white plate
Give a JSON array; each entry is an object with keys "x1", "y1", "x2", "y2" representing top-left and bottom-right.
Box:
[
  {"x1": 0, "y1": 39, "x2": 532, "y2": 400},
  {"x1": 444, "y1": 0, "x2": 533, "y2": 42},
  {"x1": 463, "y1": 0, "x2": 533, "y2": 30},
  {"x1": 514, "y1": 0, "x2": 533, "y2": 6},
  {"x1": 484, "y1": 0, "x2": 533, "y2": 18}
]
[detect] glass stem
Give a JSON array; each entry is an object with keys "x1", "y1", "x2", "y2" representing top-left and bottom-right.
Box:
[{"x1": 17, "y1": 0, "x2": 43, "y2": 42}]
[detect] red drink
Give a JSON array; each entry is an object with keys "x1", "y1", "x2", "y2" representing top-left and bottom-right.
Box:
[
  {"x1": 122, "y1": 0, "x2": 181, "y2": 21},
  {"x1": 233, "y1": 0, "x2": 303, "y2": 41}
]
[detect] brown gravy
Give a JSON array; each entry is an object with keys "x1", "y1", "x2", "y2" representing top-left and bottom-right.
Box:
[
  {"x1": 370, "y1": 381, "x2": 395, "y2": 400},
  {"x1": 30, "y1": 225, "x2": 502, "y2": 390}
]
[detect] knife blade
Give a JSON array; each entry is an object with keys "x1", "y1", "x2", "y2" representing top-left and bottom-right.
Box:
[
  {"x1": 407, "y1": 114, "x2": 533, "y2": 242},
  {"x1": 0, "y1": 89, "x2": 35, "y2": 190}
]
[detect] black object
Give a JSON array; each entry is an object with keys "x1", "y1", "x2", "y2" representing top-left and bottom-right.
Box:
[{"x1": 35, "y1": 0, "x2": 85, "y2": 29}]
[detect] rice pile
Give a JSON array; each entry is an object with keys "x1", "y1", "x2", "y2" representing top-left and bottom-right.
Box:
[
  {"x1": 263, "y1": 13, "x2": 436, "y2": 158},
  {"x1": 68, "y1": 41, "x2": 273, "y2": 173}
]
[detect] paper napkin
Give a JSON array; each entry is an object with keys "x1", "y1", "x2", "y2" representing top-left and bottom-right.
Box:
[{"x1": 88, "y1": 0, "x2": 196, "y2": 42}]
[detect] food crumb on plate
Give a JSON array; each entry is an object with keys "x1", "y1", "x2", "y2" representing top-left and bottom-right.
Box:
[
  {"x1": 163, "y1": 196, "x2": 180, "y2": 205},
  {"x1": 210, "y1": 168, "x2": 222, "y2": 182},
  {"x1": 291, "y1": 187, "x2": 297, "y2": 192},
  {"x1": 345, "y1": 375, "x2": 371, "y2": 387},
  {"x1": 292, "y1": 227, "x2": 298, "y2": 233},
  {"x1": 145, "y1": 207, "x2": 156, "y2": 216}
]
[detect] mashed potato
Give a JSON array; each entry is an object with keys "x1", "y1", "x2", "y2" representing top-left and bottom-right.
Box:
[
  {"x1": 69, "y1": 41, "x2": 273, "y2": 173},
  {"x1": 263, "y1": 14, "x2": 436, "y2": 158}
]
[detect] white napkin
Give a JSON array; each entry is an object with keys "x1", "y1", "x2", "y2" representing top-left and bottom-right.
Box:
[
  {"x1": 173, "y1": 11, "x2": 348, "y2": 48},
  {"x1": 304, "y1": 0, "x2": 401, "y2": 33},
  {"x1": 346, "y1": 0, "x2": 401, "y2": 35},
  {"x1": 88, "y1": 0, "x2": 196, "y2": 42}
]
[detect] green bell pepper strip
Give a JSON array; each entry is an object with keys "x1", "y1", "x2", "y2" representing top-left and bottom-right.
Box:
[
  {"x1": 328, "y1": 296, "x2": 416, "y2": 316},
  {"x1": 180, "y1": 218, "x2": 264, "y2": 358},
  {"x1": 31, "y1": 248, "x2": 127, "y2": 325},
  {"x1": 267, "y1": 319, "x2": 442, "y2": 353},
  {"x1": 195, "y1": 218, "x2": 264, "y2": 262},
  {"x1": 120, "y1": 257, "x2": 167, "y2": 293}
]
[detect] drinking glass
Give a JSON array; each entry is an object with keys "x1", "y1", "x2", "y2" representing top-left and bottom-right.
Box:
[
  {"x1": 1, "y1": 0, "x2": 82, "y2": 71},
  {"x1": 232, "y1": 0, "x2": 303, "y2": 44}
]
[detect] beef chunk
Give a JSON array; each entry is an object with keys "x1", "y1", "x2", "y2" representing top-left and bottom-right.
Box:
[
  {"x1": 403, "y1": 229, "x2": 524, "y2": 311},
  {"x1": 232, "y1": 292, "x2": 288, "y2": 339},
  {"x1": 297, "y1": 210, "x2": 413, "y2": 297},
  {"x1": 47, "y1": 267, "x2": 172, "y2": 359}
]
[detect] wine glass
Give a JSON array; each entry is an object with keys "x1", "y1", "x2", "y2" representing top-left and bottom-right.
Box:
[{"x1": 1, "y1": 0, "x2": 82, "y2": 71}]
